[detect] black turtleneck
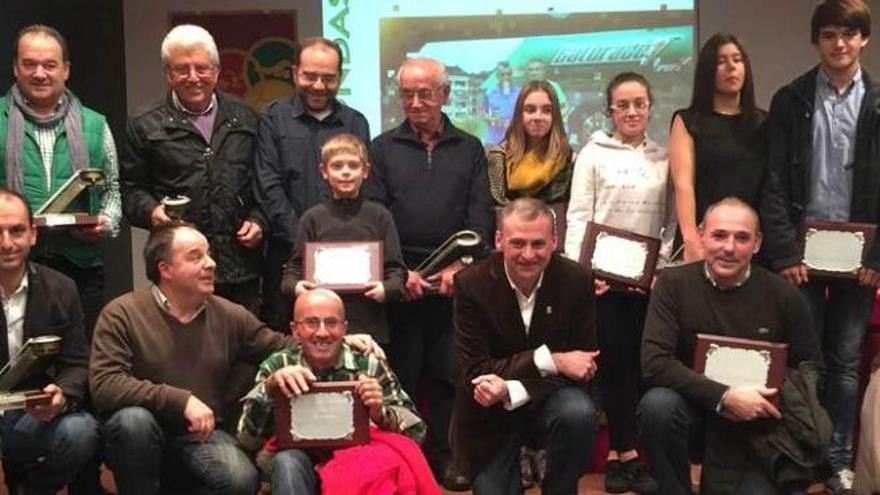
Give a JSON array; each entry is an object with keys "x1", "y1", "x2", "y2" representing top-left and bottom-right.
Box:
[{"x1": 281, "y1": 195, "x2": 407, "y2": 342}]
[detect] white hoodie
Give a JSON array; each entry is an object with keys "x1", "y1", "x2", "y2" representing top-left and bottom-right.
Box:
[{"x1": 565, "y1": 130, "x2": 676, "y2": 266}]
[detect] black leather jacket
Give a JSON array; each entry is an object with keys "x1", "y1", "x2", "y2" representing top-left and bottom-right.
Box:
[
  {"x1": 121, "y1": 91, "x2": 266, "y2": 284},
  {"x1": 761, "y1": 66, "x2": 880, "y2": 271}
]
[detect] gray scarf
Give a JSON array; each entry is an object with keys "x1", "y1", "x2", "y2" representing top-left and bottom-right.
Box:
[{"x1": 5, "y1": 85, "x2": 89, "y2": 193}]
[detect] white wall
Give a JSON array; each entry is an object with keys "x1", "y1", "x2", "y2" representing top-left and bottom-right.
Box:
[{"x1": 122, "y1": 0, "x2": 880, "y2": 286}]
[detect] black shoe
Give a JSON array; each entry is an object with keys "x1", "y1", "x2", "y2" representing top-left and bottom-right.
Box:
[
  {"x1": 604, "y1": 460, "x2": 629, "y2": 493},
  {"x1": 441, "y1": 465, "x2": 471, "y2": 492},
  {"x1": 623, "y1": 459, "x2": 659, "y2": 494}
]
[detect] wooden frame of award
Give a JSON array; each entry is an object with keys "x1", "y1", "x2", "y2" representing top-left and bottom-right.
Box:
[
  {"x1": 693, "y1": 333, "x2": 788, "y2": 404},
  {"x1": 33, "y1": 169, "x2": 104, "y2": 228},
  {"x1": 273, "y1": 381, "x2": 370, "y2": 449},
  {"x1": 578, "y1": 222, "x2": 660, "y2": 291},
  {"x1": 800, "y1": 221, "x2": 876, "y2": 279},
  {"x1": 0, "y1": 335, "x2": 62, "y2": 411},
  {"x1": 303, "y1": 241, "x2": 383, "y2": 292}
]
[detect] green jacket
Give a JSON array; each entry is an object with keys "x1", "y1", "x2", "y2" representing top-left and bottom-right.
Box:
[{"x1": 0, "y1": 94, "x2": 106, "y2": 268}]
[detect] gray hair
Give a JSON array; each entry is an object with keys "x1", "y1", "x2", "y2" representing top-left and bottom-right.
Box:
[
  {"x1": 396, "y1": 57, "x2": 448, "y2": 87},
  {"x1": 498, "y1": 197, "x2": 556, "y2": 237},
  {"x1": 161, "y1": 24, "x2": 219, "y2": 66}
]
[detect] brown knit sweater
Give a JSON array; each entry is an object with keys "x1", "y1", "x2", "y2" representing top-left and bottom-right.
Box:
[{"x1": 89, "y1": 288, "x2": 289, "y2": 428}]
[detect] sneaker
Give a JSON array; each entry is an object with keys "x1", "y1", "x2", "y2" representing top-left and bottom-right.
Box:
[
  {"x1": 520, "y1": 447, "x2": 535, "y2": 489},
  {"x1": 604, "y1": 460, "x2": 630, "y2": 493},
  {"x1": 623, "y1": 459, "x2": 659, "y2": 494},
  {"x1": 826, "y1": 468, "x2": 854, "y2": 494}
]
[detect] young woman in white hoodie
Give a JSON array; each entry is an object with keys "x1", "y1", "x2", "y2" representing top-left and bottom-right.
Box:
[{"x1": 565, "y1": 72, "x2": 675, "y2": 494}]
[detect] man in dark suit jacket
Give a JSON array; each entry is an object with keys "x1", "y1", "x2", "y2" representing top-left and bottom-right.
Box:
[
  {"x1": 451, "y1": 197, "x2": 598, "y2": 495},
  {"x1": 0, "y1": 188, "x2": 97, "y2": 492}
]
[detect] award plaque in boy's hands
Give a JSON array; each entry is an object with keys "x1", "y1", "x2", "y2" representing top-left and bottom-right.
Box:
[
  {"x1": 304, "y1": 241, "x2": 383, "y2": 292},
  {"x1": 578, "y1": 222, "x2": 660, "y2": 291},
  {"x1": 801, "y1": 221, "x2": 876, "y2": 279},
  {"x1": 273, "y1": 381, "x2": 370, "y2": 449},
  {"x1": 33, "y1": 169, "x2": 104, "y2": 228}
]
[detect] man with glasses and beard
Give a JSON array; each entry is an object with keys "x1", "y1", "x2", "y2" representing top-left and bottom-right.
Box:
[{"x1": 254, "y1": 37, "x2": 370, "y2": 332}]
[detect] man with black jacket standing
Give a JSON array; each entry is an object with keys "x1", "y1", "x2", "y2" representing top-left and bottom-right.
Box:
[
  {"x1": 365, "y1": 57, "x2": 494, "y2": 490},
  {"x1": 760, "y1": 1, "x2": 878, "y2": 492},
  {"x1": 122, "y1": 24, "x2": 265, "y2": 312}
]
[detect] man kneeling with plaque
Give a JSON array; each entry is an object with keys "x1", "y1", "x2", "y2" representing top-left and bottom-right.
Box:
[
  {"x1": 639, "y1": 197, "x2": 826, "y2": 494},
  {"x1": 237, "y1": 288, "x2": 432, "y2": 494},
  {"x1": 0, "y1": 189, "x2": 98, "y2": 492}
]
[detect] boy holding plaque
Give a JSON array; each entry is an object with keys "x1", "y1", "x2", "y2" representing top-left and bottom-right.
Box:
[
  {"x1": 281, "y1": 133, "x2": 407, "y2": 344},
  {"x1": 760, "y1": 1, "x2": 878, "y2": 491}
]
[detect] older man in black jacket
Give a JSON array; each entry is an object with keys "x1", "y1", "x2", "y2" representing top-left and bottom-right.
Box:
[{"x1": 121, "y1": 24, "x2": 265, "y2": 312}]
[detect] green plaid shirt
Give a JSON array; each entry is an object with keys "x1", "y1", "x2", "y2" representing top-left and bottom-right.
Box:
[{"x1": 237, "y1": 343, "x2": 425, "y2": 450}]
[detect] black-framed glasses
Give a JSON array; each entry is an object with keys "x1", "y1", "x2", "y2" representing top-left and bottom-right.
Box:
[{"x1": 294, "y1": 317, "x2": 343, "y2": 331}]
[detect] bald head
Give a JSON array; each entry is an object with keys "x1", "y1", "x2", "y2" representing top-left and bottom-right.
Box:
[{"x1": 293, "y1": 288, "x2": 346, "y2": 322}]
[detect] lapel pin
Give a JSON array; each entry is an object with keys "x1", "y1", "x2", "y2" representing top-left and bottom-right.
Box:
[{"x1": 546, "y1": 305, "x2": 552, "y2": 314}]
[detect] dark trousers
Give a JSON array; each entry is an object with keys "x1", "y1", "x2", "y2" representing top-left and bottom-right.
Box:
[
  {"x1": 799, "y1": 280, "x2": 874, "y2": 472},
  {"x1": 36, "y1": 256, "x2": 104, "y2": 344},
  {"x1": 638, "y1": 387, "x2": 784, "y2": 495},
  {"x1": 597, "y1": 290, "x2": 648, "y2": 452},
  {"x1": 103, "y1": 407, "x2": 258, "y2": 495},
  {"x1": 471, "y1": 386, "x2": 597, "y2": 495},
  {"x1": 261, "y1": 237, "x2": 293, "y2": 332},
  {"x1": 387, "y1": 296, "x2": 457, "y2": 471}
]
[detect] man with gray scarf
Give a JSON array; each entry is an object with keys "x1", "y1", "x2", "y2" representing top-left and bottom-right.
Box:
[{"x1": 0, "y1": 24, "x2": 121, "y2": 341}]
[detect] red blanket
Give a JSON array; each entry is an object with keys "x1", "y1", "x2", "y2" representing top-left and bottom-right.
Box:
[{"x1": 317, "y1": 428, "x2": 441, "y2": 495}]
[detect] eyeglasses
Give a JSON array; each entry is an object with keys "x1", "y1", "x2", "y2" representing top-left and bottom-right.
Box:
[
  {"x1": 298, "y1": 71, "x2": 339, "y2": 85},
  {"x1": 294, "y1": 317, "x2": 343, "y2": 331},
  {"x1": 611, "y1": 99, "x2": 650, "y2": 113},
  {"x1": 400, "y1": 88, "x2": 441, "y2": 102},
  {"x1": 169, "y1": 64, "x2": 216, "y2": 78}
]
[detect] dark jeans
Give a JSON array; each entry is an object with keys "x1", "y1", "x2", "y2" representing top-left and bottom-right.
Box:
[
  {"x1": 261, "y1": 237, "x2": 293, "y2": 332},
  {"x1": 638, "y1": 387, "x2": 783, "y2": 495},
  {"x1": 387, "y1": 296, "x2": 457, "y2": 471},
  {"x1": 36, "y1": 256, "x2": 104, "y2": 344},
  {"x1": 799, "y1": 281, "x2": 874, "y2": 472},
  {"x1": 269, "y1": 449, "x2": 318, "y2": 494},
  {"x1": 0, "y1": 410, "x2": 99, "y2": 494},
  {"x1": 103, "y1": 407, "x2": 258, "y2": 495},
  {"x1": 471, "y1": 386, "x2": 597, "y2": 495},
  {"x1": 597, "y1": 290, "x2": 648, "y2": 452},
  {"x1": 215, "y1": 278, "x2": 261, "y2": 315}
]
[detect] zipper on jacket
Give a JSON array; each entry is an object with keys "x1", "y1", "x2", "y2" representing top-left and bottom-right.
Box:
[{"x1": 427, "y1": 149, "x2": 433, "y2": 170}]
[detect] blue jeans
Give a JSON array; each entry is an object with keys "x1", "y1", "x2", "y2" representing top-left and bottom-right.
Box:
[
  {"x1": 0, "y1": 410, "x2": 99, "y2": 494},
  {"x1": 471, "y1": 386, "x2": 597, "y2": 495},
  {"x1": 270, "y1": 449, "x2": 318, "y2": 494},
  {"x1": 103, "y1": 406, "x2": 258, "y2": 495},
  {"x1": 800, "y1": 281, "x2": 874, "y2": 472},
  {"x1": 638, "y1": 387, "x2": 784, "y2": 495}
]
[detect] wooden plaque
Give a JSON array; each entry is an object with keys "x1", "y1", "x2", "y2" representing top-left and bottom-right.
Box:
[
  {"x1": 801, "y1": 221, "x2": 876, "y2": 279},
  {"x1": 578, "y1": 222, "x2": 660, "y2": 290},
  {"x1": 0, "y1": 390, "x2": 52, "y2": 412},
  {"x1": 693, "y1": 333, "x2": 788, "y2": 404},
  {"x1": 33, "y1": 213, "x2": 100, "y2": 228},
  {"x1": 273, "y1": 381, "x2": 369, "y2": 450},
  {"x1": 304, "y1": 242, "x2": 383, "y2": 292}
]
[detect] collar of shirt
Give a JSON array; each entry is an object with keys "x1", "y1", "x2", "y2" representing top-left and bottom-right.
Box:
[
  {"x1": 817, "y1": 66, "x2": 862, "y2": 98},
  {"x1": 290, "y1": 94, "x2": 340, "y2": 122},
  {"x1": 150, "y1": 284, "x2": 206, "y2": 321},
  {"x1": 703, "y1": 262, "x2": 751, "y2": 290},
  {"x1": 0, "y1": 271, "x2": 29, "y2": 301},
  {"x1": 23, "y1": 93, "x2": 65, "y2": 125},
  {"x1": 504, "y1": 260, "x2": 544, "y2": 333},
  {"x1": 171, "y1": 90, "x2": 217, "y2": 116}
]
